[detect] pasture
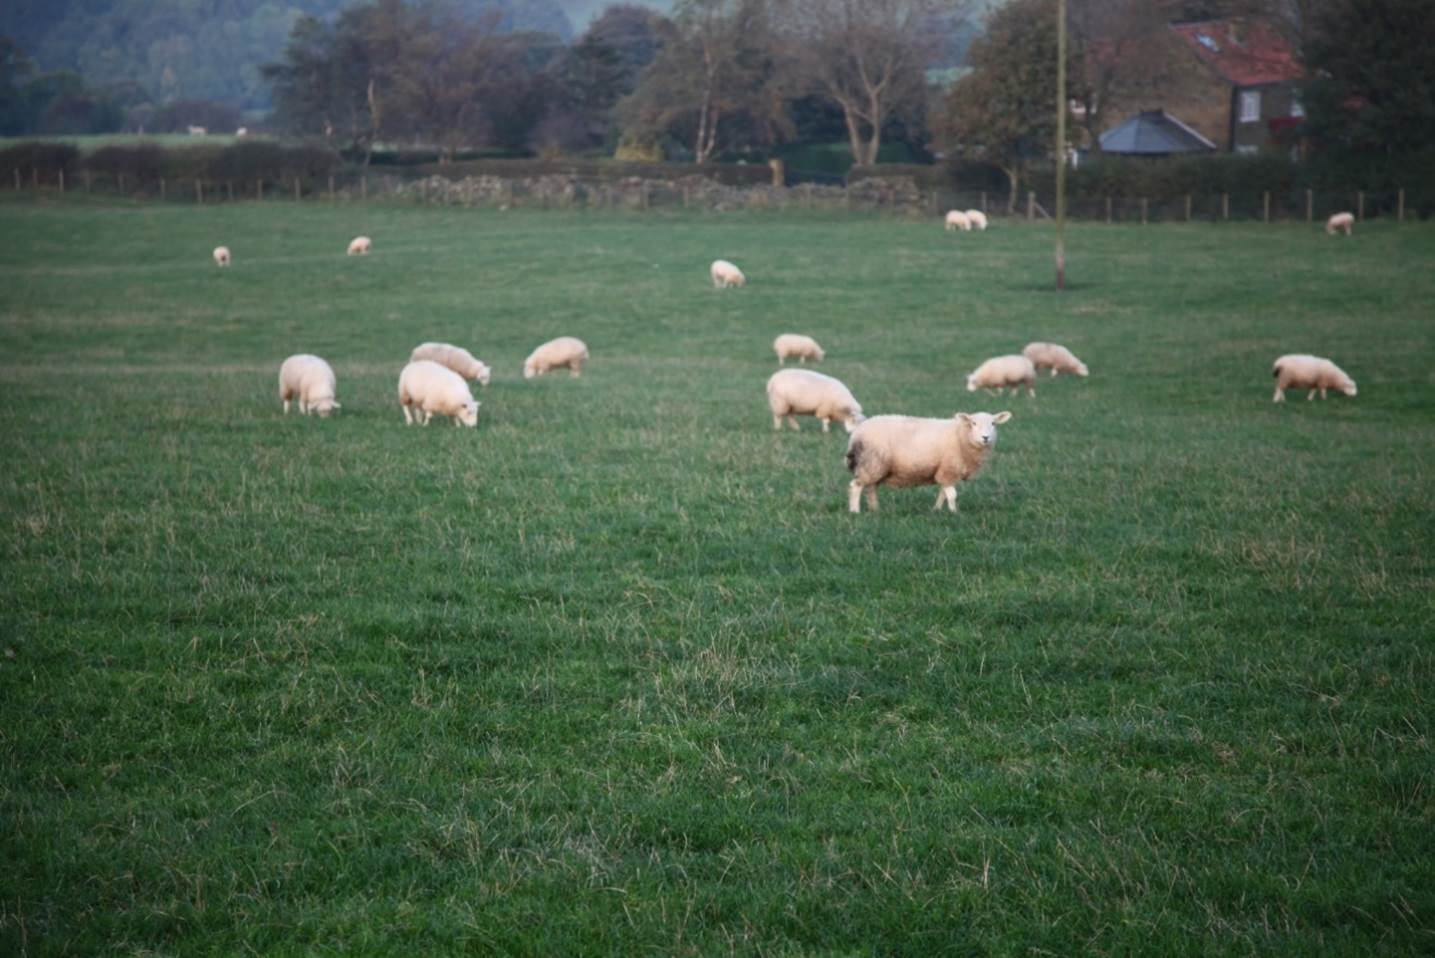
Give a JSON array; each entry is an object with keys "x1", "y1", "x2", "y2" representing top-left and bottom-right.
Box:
[{"x1": 1, "y1": 198, "x2": 1432, "y2": 955}]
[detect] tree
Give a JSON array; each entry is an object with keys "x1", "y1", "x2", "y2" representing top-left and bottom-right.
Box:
[
  {"x1": 0, "y1": 36, "x2": 36, "y2": 136},
  {"x1": 544, "y1": 5, "x2": 669, "y2": 153}
]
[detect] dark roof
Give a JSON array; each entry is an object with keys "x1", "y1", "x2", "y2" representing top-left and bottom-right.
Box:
[
  {"x1": 1169, "y1": 19, "x2": 1303, "y2": 87},
  {"x1": 1100, "y1": 110, "x2": 1218, "y2": 155}
]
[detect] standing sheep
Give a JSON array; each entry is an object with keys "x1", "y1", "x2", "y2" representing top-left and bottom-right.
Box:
[
  {"x1": 398, "y1": 360, "x2": 480, "y2": 426},
  {"x1": 278, "y1": 355, "x2": 341, "y2": 417},
  {"x1": 965, "y1": 210, "x2": 989, "y2": 230},
  {"x1": 711, "y1": 259, "x2": 746, "y2": 288},
  {"x1": 967, "y1": 355, "x2": 1037, "y2": 397},
  {"x1": 213, "y1": 246, "x2": 231, "y2": 267},
  {"x1": 944, "y1": 210, "x2": 971, "y2": 232},
  {"x1": 1022, "y1": 342, "x2": 1089, "y2": 378},
  {"x1": 1272, "y1": 354, "x2": 1357, "y2": 402},
  {"x1": 347, "y1": 235, "x2": 372, "y2": 255},
  {"x1": 766, "y1": 369, "x2": 864, "y2": 433},
  {"x1": 1325, "y1": 212, "x2": 1354, "y2": 236},
  {"x1": 773, "y1": 334, "x2": 825, "y2": 365},
  {"x1": 524, "y1": 336, "x2": 589, "y2": 379},
  {"x1": 845, "y1": 411, "x2": 1012, "y2": 513},
  {"x1": 410, "y1": 342, "x2": 491, "y2": 386}
]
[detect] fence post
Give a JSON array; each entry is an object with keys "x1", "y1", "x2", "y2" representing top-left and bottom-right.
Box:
[
  {"x1": 84, "y1": 170, "x2": 91, "y2": 192},
  {"x1": 118, "y1": 172, "x2": 125, "y2": 194},
  {"x1": 1398, "y1": 188, "x2": 1404, "y2": 223},
  {"x1": 196, "y1": 179, "x2": 203, "y2": 204},
  {"x1": 13, "y1": 169, "x2": 19, "y2": 191},
  {"x1": 980, "y1": 191, "x2": 988, "y2": 214},
  {"x1": 1105, "y1": 196, "x2": 1112, "y2": 224},
  {"x1": 1141, "y1": 197, "x2": 1148, "y2": 225},
  {"x1": 1357, "y1": 190, "x2": 1364, "y2": 221},
  {"x1": 58, "y1": 169, "x2": 64, "y2": 194},
  {"x1": 641, "y1": 180, "x2": 649, "y2": 210},
  {"x1": 1026, "y1": 190, "x2": 1035, "y2": 221},
  {"x1": 1222, "y1": 192, "x2": 1229, "y2": 221},
  {"x1": 1185, "y1": 194, "x2": 1191, "y2": 222},
  {"x1": 1262, "y1": 191, "x2": 1270, "y2": 223},
  {"x1": 256, "y1": 178, "x2": 262, "y2": 200},
  {"x1": 226, "y1": 180, "x2": 233, "y2": 202},
  {"x1": 160, "y1": 178, "x2": 166, "y2": 201},
  {"x1": 1305, "y1": 189, "x2": 1312, "y2": 222},
  {"x1": 328, "y1": 174, "x2": 335, "y2": 201},
  {"x1": 32, "y1": 168, "x2": 38, "y2": 190},
  {"x1": 294, "y1": 178, "x2": 301, "y2": 202},
  {"x1": 361, "y1": 174, "x2": 368, "y2": 200}
]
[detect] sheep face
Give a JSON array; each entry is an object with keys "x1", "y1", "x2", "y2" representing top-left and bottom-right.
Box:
[
  {"x1": 841, "y1": 410, "x2": 866, "y2": 433},
  {"x1": 957, "y1": 411, "x2": 1011, "y2": 447},
  {"x1": 1340, "y1": 381, "x2": 1357, "y2": 397},
  {"x1": 523, "y1": 362, "x2": 537, "y2": 380},
  {"x1": 312, "y1": 399, "x2": 341, "y2": 418},
  {"x1": 457, "y1": 401, "x2": 479, "y2": 427},
  {"x1": 965, "y1": 374, "x2": 978, "y2": 392}
]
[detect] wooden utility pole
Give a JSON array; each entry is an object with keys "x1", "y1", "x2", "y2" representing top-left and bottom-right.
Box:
[{"x1": 1054, "y1": 0, "x2": 1067, "y2": 290}]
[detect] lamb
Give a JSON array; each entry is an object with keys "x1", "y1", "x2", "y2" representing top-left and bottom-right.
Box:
[
  {"x1": 766, "y1": 369, "x2": 864, "y2": 433},
  {"x1": 711, "y1": 259, "x2": 745, "y2": 288},
  {"x1": 944, "y1": 210, "x2": 971, "y2": 232},
  {"x1": 212, "y1": 246, "x2": 231, "y2": 267},
  {"x1": 524, "y1": 336, "x2": 589, "y2": 379},
  {"x1": 410, "y1": 342, "x2": 491, "y2": 386},
  {"x1": 398, "y1": 360, "x2": 480, "y2": 426},
  {"x1": 845, "y1": 411, "x2": 1012, "y2": 513},
  {"x1": 1021, "y1": 341, "x2": 1089, "y2": 378},
  {"x1": 967, "y1": 354, "x2": 1037, "y2": 397},
  {"x1": 965, "y1": 210, "x2": 989, "y2": 231},
  {"x1": 347, "y1": 235, "x2": 372, "y2": 255},
  {"x1": 1272, "y1": 354, "x2": 1357, "y2": 402},
  {"x1": 1325, "y1": 212, "x2": 1354, "y2": 236},
  {"x1": 773, "y1": 333, "x2": 825, "y2": 365},
  {"x1": 278, "y1": 354, "x2": 341, "y2": 417}
]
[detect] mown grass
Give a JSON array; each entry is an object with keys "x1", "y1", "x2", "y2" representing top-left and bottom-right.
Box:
[{"x1": 1, "y1": 197, "x2": 1432, "y2": 955}]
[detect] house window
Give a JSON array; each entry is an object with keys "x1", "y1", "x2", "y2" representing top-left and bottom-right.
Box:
[
  {"x1": 1290, "y1": 97, "x2": 1305, "y2": 118},
  {"x1": 1239, "y1": 90, "x2": 1261, "y2": 123},
  {"x1": 1236, "y1": 145, "x2": 1258, "y2": 155}
]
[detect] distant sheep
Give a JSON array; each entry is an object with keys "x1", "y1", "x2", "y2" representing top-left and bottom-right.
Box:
[
  {"x1": 845, "y1": 411, "x2": 1012, "y2": 513},
  {"x1": 967, "y1": 355, "x2": 1037, "y2": 397},
  {"x1": 944, "y1": 210, "x2": 971, "y2": 232},
  {"x1": 524, "y1": 336, "x2": 588, "y2": 379},
  {"x1": 766, "y1": 369, "x2": 864, "y2": 433},
  {"x1": 278, "y1": 354, "x2": 340, "y2": 417},
  {"x1": 1272, "y1": 354, "x2": 1357, "y2": 402},
  {"x1": 1021, "y1": 342, "x2": 1088, "y2": 378},
  {"x1": 774, "y1": 333, "x2": 825, "y2": 365},
  {"x1": 347, "y1": 236, "x2": 372, "y2": 256},
  {"x1": 965, "y1": 210, "x2": 989, "y2": 231},
  {"x1": 212, "y1": 246, "x2": 231, "y2": 267},
  {"x1": 410, "y1": 342, "x2": 491, "y2": 386},
  {"x1": 711, "y1": 259, "x2": 745, "y2": 288},
  {"x1": 398, "y1": 360, "x2": 479, "y2": 426},
  {"x1": 1326, "y1": 212, "x2": 1354, "y2": 236}
]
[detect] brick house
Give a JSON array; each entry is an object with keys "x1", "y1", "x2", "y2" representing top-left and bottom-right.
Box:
[{"x1": 1165, "y1": 20, "x2": 1305, "y2": 154}]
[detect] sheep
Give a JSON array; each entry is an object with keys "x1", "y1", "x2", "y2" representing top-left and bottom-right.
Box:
[
  {"x1": 398, "y1": 360, "x2": 480, "y2": 426},
  {"x1": 965, "y1": 209, "x2": 989, "y2": 231},
  {"x1": 524, "y1": 336, "x2": 588, "y2": 379},
  {"x1": 1325, "y1": 212, "x2": 1354, "y2": 236},
  {"x1": 773, "y1": 333, "x2": 825, "y2": 365},
  {"x1": 944, "y1": 210, "x2": 971, "y2": 232},
  {"x1": 1272, "y1": 354, "x2": 1357, "y2": 402},
  {"x1": 278, "y1": 354, "x2": 341, "y2": 417},
  {"x1": 845, "y1": 411, "x2": 1012, "y2": 513},
  {"x1": 711, "y1": 259, "x2": 746, "y2": 289},
  {"x1": 347, "y1": 235, "x2": 372, "y2": 256},
  {"x1": 967, "y1": 354, "x2": 1037, "y2": 397},
  {"x1": 766, "y1": 369, "x2": 864, "y2": 433},
  {"x1": 410, "y1": 342, "x2": 491, "y2": 386},
  {"x1": 1022, "y1": 341, "x2": 1088, "y2": 378},
  {"x1": 213, "y1": 246, "x2": 231, "y2": 267}
]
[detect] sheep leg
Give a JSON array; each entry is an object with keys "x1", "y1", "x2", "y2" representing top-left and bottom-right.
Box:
[
  {"x1": 1273, "y1": 387, "x2": 1285, "y2": 403},
  {"x1": 787, "y1": 415, "x2": 800, "y2": 431},
  {"x1": 799, "y1": 356, "x2": 806, "y2": 364},
  {"x1": 1319, "y1": 387, "x2": 1328, "y2": 399},
  {"x1": 402, "y1": 403, "x2": 414, "y2": 425},
  {"x1": 848, "y1": 480, "x2": 864, "y2": 513},
  {"x1": 865, "y1": 486, "x2": 879, "y2": 511},
  {"x1": 943, "y1": 486, "x2": 957, "y2": 512},
  {"x1": 1026, "y1": 381, "x2": 1036, "y2": 398},
  {"x1": 772, "y1": 414, "x2": 783, "y2": 431},
  {"x1": 283, "y1": 399, "x2": 291, "y2": 415},
  {"x1": 1307, "y1": 389, "x2": 1316, "y2": 401},
  {"x1": 933, "y1": 489, "x2": 945, "y2": 510},
  {"x1": 821, "y1": 418, "x2": 831, "y2": 433},
  {"x1": 1050, "y1": 368, "x2": 1058, "y2": 377}
]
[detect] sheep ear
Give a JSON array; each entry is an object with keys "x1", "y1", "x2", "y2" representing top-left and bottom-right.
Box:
[
  {"x1": 993, "y1": 411, "x2": 1012, "y2": 424},
  {"x1": 954, "y1": 413, "x2": 971, "y2": 426}
]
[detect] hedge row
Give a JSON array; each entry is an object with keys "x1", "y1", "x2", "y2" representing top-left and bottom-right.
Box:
[
  {"x1": 413, "y1": 157, "x2": 774, "y2": 188},
  {"x1": 0, "y1": 141, "x2": 340, "y2": 183}
]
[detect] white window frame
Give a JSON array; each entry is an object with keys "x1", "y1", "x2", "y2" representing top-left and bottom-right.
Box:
[
  {"x1": 1235, "y1": 144, "x2": 1258, "y2": 155},
  {"x1": 1239, "y1": 90, "x2": 1261, "y2": 123},
  {"x1": 1290, "y1": 96, "x2": 1305, "y2": 119}
]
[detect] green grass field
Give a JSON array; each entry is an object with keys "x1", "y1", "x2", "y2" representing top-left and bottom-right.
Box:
[{"x1": 2, "y1": 198, "x2": 1432, "y2": 955}]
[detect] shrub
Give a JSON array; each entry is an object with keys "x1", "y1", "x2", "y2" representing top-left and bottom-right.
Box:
[{"x1": 0, "y1": 142, "x2": 81, "y2": 178}]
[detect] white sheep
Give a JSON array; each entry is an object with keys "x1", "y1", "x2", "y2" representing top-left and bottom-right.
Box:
[
  {"x1": 524, "y1": 336, "x2": 588, "y2": 379},
  {"x1": 773, "y1": 333, "x2": 825, "y2": 365},
  {"x1": 965, "y1": 210, "x2": 989, "y2": 231},
  {"x1": 967, "y1": 355, "x2": 1037, "y2": 397},
  {"x1": 347, "y1": 235, "x2": 372, "y2": 256},
  {"x1": 1325, "y1": 212, "x2": 1354, "y2": 236},
  {"x1": 398, "y1": 360, "x2": 480, "y2": 426},
  {"x1": 845, "y1": 411, "x2": 1012, "y2": 513},
  {"x1": 766, "y1": 368, "x2": 864, "y2": 433},
  {"x1": 711, "y1": 259, "x2": 746, "y2": 288},
  {"x1": 944, "y1": 210, "x2": 971, "y2": 232},
  {"x1": 1272, "y1": 354, "x2": 1357, "y2": 402},
  {"x1": 213, "y1": 246, "x2": 231, "y2": 267},
  {"x1": 278, "y1": 354, "x2": 341, "y2": 417},
  {"x1": 1021, "y1": 342, "x2": 1088, "y2": 378},
  {"x1": 410, "y1": 342, "x2": 491, "y2": 386}
]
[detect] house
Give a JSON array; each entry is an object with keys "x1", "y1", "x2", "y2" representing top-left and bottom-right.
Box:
[
  {"x1": 1099, "y1": 110, "x2": 1217, "y2": 157},
  {"x1": 1166, "y1": 19, "x2": 1304, "y2": 154}
]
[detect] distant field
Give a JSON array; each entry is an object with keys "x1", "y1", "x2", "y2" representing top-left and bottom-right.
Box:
[
  {"x1": 1, "y1": 198, "x2": 1432, "y2": 955},
  {"x1": 0, "y1": 133, "x2": 261, "y2": 152}
]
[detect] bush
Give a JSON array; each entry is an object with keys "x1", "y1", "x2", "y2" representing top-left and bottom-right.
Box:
[
  {"x1": 0, "y1": 142, "x2": 81, "y2": 178},
  {"x1": 85, "y1": 144, "x2": 165, "y2": 181}
]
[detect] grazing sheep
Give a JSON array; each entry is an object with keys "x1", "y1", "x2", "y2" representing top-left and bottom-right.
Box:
[
  {"x1": 1022, "y1": 341, "x2": 1089, "y2": 378},
  {"x1": 410, "y1": 342, "x2": 491, "y2": 386},
  {"x1": 967, "y1": 355, "x2": 1037, "y2": 397},
  {"x1": 1272, "y1": 354, "x2": 1357, "y2": 402},
  {"x1": 711, "y1": 259, "x2": 746, "y2": 288},
  {"x1": 965, "y1": 210, "x2": 989, "y2": 231},
  {"x1": 1325, "y1": 212, "x2": 1354, "y2": 236},
  {"x1": 278, "y1": 354, "x2": 341, "y2": 418},
  {"x1": 398, "y1": 360, "x2": 480, "y2": 426},
  {"x1": 524, "y1": 336, "x2": 589, "y2": 379},
  {"x1": 845, "y1": 411, "x2": 1012, "y2": 514},
  {"x1": 944, "y1": 210, "x2": 971, "y2": 232},
  {"x1": 774, "y1": 333, "x2": 825, "y2": 365},
  {"x1": 766, "y1": 369, "x2": 864, "y2": 433},
  {"x1": 213, "y1": 246, "x2": 231, "y2": 267},
  {"x1": 347, "y1": 235, "x2": 372, "y2": 256}
]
